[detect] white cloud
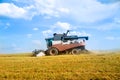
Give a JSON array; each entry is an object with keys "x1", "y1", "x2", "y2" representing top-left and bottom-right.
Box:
[
  {"x1": 70, "y1": 31, "x2": 91, "y2": 36},
  {"x1": 96, "y1": 22, "x2": 120, "y2": 30},
  {"x1": 0, "y1": 0, "x2": 70, "y2": 19},
  {"x1": 63, "y1": 0, "x2": 120, "y2": 23},
  {"x1": 42, "y1": 21, "x2": 71, "y2": 37},
  {"x1": 42, "y1": 30, "x2": 53, "y2": 34},
  {"x1": 68, "y1": 31, "x2": 91, "y2": 37},
  {"x1": 32, "y1": 0, "x2": 120, "y2": 23},
  {"x1": 0, "y1": 0, "x2": 119, "y2": 23},
  {"x1": 0, "y1": 3, "x2": 36, "y2": 20},
  {"x1": 27, "y1": 34, "x2": 32, "y2": 38},
  {"x1": 53, "y1": 21, "x2": 71, "y2": 30},
  {"x1": 33, "y1": 0, "x2": 70, "y2": 18},
  {"x1": 0, "y1": 3, "x2": 26, "y2": 18},
  {"x1": 58, "y1": 8, "x2": 69, "y2": 13},
  {"x1": 33, "y1": 27, "x2": 39, "y2": 31},
  {"x1": 42, "y1": 21, "x2": 91, "y2": 37},
  {"x1": 42, "y1": 30, "x2": 53, "y2": 37}
]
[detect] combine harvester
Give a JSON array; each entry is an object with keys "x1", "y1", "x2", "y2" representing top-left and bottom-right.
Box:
[{"x1": 33, "y1": 30, "x2": 89, "y2": 56}]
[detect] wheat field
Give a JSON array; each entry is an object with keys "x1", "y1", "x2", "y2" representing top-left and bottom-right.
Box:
[{"x1": 0, "y1": 52, "x2": 120, "y2": 80}]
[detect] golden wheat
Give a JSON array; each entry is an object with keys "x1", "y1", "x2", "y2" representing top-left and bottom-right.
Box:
[{"x1": 0, "y1": 52, "x2": 120, "y2": 80}]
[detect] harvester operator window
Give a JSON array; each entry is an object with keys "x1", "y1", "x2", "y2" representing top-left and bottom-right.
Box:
[{"x1": 47, "y1": 40, "x2": 52, "y2": 47}]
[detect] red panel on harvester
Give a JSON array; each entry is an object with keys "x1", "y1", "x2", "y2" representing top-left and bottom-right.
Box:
[{"x1": 52, "y1": 42, "x2": 85, "y2": 51}]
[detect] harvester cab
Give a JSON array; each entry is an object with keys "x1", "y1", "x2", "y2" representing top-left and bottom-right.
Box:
[{"x1": 46, "y1": 30, "x2": 69, "y2": 48}]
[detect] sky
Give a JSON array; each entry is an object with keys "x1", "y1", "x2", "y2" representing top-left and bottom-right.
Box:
[{"x1": 0, "y1": 0, "x2": 120, "y2": 53}]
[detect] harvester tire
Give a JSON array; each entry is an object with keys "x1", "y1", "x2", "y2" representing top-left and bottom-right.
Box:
[
  {"x1": 48, "y1": 48, "x2": 58, "y2": 55},
  {"x1": 71, "y1": 49, "x2": 79, "y2": 55}
]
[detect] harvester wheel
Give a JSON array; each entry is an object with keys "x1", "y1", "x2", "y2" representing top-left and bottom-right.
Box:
[
  {"x1": 71, "y1": 49, "x2": 79, "y2": 55},
  {"x1": 48, "y1": 48, "x2": 58, "y2": 55}
]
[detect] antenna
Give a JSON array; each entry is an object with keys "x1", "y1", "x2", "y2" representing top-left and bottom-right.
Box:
[{"x1": 65, "y1": 30, "x2": 70, "y2": 35}]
